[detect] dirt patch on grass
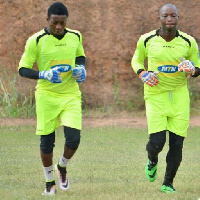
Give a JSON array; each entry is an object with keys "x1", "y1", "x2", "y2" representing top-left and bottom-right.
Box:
[{"x1": 0, "y1": 115, "x2": 200, "y2": 128}]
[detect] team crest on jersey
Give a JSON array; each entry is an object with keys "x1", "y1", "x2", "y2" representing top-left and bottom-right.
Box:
[{"x1": 158, "y1": 65, "x2": 178, "y2": 73}]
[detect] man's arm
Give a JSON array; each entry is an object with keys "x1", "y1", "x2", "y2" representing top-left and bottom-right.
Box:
[
  {"x1": 131, "y1": 36, "x2": 159, "y2": 87},
  {"x1": 187, "y1": 39, "x2": 200, "y2": 77},
  {"x1": 131, "y1": 36, "x2": 146, "y2": 74},
  {"x1": 72, "y1": 56, "x2": 86, "y2": 83},
  {"x1": 72, "y1": 31, "x2": 86, "y2": 82},
  {"x1": 19, "y1": 66, "x2": 71, "y2": 83},
  {"x1": 191, "y1": 67, "x2": 200, "y2": 77},
  {"x1": 75, "y1": 56, "x2": 86, "y2": 66},
  {"x1": 19, "y1": 67, "x2": 39, "y2": 79}
]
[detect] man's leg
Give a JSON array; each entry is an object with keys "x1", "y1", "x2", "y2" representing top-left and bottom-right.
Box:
[
  {"x1": 55, "y1": 126, "x2": 80, "y2": 191},
  {"x1": 145, "y1": 131, "x2": 166, "y2": 182},
  {"x1": 63, "y1": 126, "x2": 80, "y2": 158},
  {"x1": 146, "y1": 131, "x2": 166, "y2": 162},
  {"x1": 162, "y1": 131, "x2": 184, "y2": 191},
  {"x1": 40, "y1": 132, "x2": 56, "y2": 196}
]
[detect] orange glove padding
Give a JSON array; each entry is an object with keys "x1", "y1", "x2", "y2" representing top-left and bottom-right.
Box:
[
  {"x1": 178, "y1": 60, "x2": 195, "y2": 74},
  {"x1": 139, "y1": 71, "x2": 159, "y2": 87}
]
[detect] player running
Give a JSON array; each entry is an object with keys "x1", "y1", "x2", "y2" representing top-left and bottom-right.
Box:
[
  {"x1": 18, "y1": 2, "x2": 86, "y2": 196},
  {"x1": 131, "y1": 4, "x2": 200, "y2": 193}
]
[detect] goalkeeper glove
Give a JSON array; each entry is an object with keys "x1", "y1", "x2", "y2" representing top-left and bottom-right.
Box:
[
  {"x1": 139, "y1": 71, "x2": 158, "y2": 87},
  {"x1": 72, "y1": 65, "x2": 86, "y2": 82},
  {"x1": 178, "y1": 60, "x2": 195, "y2": 74},
  {"x1": 39, "y1": 69, "x2": 62, "y2": 83},
  {"x1": 39, "y1": 65, "x2": 72, "y2": 83}
]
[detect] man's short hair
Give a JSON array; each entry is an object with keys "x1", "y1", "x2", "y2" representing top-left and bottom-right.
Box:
[
  {"x1": 159, "y1": 4, "x2": 178, "y2": 15},
  {"x1": 47, "y1": 2, "x2": 68, "y2": 18}
]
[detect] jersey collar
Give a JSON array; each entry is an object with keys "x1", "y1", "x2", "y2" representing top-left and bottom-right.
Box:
[
  {"x1": 156, "y1": 28, "x2": 179, "y2": 37},
  {"x1": 44, "y1": 28, "x2": 67, "y2": 40}
]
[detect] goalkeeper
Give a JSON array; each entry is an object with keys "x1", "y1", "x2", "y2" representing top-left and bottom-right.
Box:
[
  {"x1": 18, "y1": 2, "x2": 86, "y2": 196},
  {"x1": 131, "y1": 4, "x2": 200, "y2": 193}
]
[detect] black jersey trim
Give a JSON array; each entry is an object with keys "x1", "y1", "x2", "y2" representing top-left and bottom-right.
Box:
[
  {"x1": 36, "y1": 28, "x2": 81, "y2": 45},
  {"x1": 36, "y1": 29, "x2": 50, "y2": 45},
  {"x1": 144, "y1": 31, "x2": 158, "y2": 48},
  {"x1": 66, "y1": 30, "x2": 81, "y2": 41},
  {"x1": 176, "y1": 31, "x2": 191, "y2": 47},
  {"x1": 144, "y1": 29, "x2": 191, "y2": 48}
]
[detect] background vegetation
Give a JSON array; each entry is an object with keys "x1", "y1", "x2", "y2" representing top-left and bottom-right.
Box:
[{"x1": 0, "y1": 70, "x2": 200, "y2": 118}]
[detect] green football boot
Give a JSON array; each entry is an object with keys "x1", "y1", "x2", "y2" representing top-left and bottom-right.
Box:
[
  {"x1": 145, "y1": 159, "x2": 157, "y2": 182},
  {"x1": 161, "y1": 184, "x2": 178, "y2": 193}
]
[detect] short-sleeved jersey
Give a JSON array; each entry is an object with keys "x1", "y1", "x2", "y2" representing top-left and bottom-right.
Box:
[
  {"x1": 19, "y1": 28, "x2": 86, "y2": 96},
  {"x1": 131, "y1": 29, "x2": 200, "y2": 96}
]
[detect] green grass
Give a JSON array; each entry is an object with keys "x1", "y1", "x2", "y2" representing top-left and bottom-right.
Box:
[{"x1": 0, "y1": 125, "x2": 200, "y2": 200}]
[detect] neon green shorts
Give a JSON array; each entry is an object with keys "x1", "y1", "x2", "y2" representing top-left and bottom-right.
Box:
[
  {"x1": 35, "y1": 91, "x2": 82, "y2": 135},
  {"x1": 145, "y1": 85, "x2": 190, "y2": 137}
]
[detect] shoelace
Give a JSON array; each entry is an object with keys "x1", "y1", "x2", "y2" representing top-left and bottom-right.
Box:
[{"x1": 148, "y1": 161, "x2": 157, "y2": 170}]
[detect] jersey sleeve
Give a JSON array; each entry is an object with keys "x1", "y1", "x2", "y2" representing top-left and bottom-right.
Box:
[
  {"x1": 131, "y1": 36, "x2": 146, "y2": 74},
  {"x1": 187, "y1": 39, "x2": 200, "y2": 68},
  {"x1": 18, "y1": 36, "x2": 37, "y2": 70},
  {"x1": 76, "y1": 32, "x2": 86, "y2": 58}
]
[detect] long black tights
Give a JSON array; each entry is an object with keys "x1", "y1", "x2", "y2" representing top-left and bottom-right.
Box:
[{"x1": 146, "y1": 130, "x2": 184, "y2": 184}]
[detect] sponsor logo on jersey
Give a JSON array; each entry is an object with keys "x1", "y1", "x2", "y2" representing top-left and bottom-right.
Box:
[
  {"x1": 55, "y1": 44, "x2": 67, "y2": 46},
  {"x1": 162, "y1": 45, "x2": 175, "y2": 48},
  {"x1": 158, "y1": 65, "x2": 178, "y2": 73}
]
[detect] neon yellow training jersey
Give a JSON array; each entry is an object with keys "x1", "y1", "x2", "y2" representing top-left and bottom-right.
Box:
[
  {"x1": 131, "y1": 29, "x2": 200, "y2": 96},
  {"x1": 19, "y1": 28, "x2": 86, "y2": 96}
]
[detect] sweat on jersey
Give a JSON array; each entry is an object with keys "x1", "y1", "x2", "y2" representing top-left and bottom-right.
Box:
[
  {"x1": 131, "y1": 29, "x2": 200, "y2": 96},
  {"x1": 19, "y1": 28, "x2": 86, "y2": 96}
]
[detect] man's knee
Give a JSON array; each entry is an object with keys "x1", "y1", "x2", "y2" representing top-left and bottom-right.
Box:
[
  {"x1": 64, "y1": 126, "x2": 81, "y2": 150},
  {"x1": 40, "y1": 132, "x2": 55, "y2": 154},
  {"x1": 146, "y1": 131, "x2": 166, "y2": 154},
  {"x1": 146, "y1": 141, "x2": 165, "y2": 155}
]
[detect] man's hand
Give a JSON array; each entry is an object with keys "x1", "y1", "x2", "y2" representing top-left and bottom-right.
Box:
[
  {"x1": 139, "y1": 71, "x2": 158, "y2": 87},
  {"x1": 39, "y1": 69, "x2": 62, "y2": 83},
  {"x1": 178, "y1": 60, "x2": 195, "y2": 74},
  {"x1": 39, "y1": 65, "x2": 72, "y2": 83},
  {"x1": 72, "y1": 65, "x2": 86, "y2": 82}
]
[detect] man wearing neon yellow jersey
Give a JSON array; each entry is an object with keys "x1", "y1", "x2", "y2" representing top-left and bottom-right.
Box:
[
  {"x1": 131, "y1": 4, "x2": 200, "y2": 193},
  {"x1": 18, "y1": 2, "x2": 86, "y2": 196}
]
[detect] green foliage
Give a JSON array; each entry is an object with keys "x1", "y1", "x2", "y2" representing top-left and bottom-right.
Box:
[
  {"x1": 1, "y1": 71, "x2": 200, "y2": 118},
  {"x1": 113, "y1": 73, "x2": 120, "y2": 101},
  {"x1": 111, "y1": 73, "x2": 145, "y2": 112},
  {"x1": 0, "y1": 125, "x2": 200, "y2": 199},
  {"x1": 188, "y1": 77, "x2": 199, "y2": 102},
  {"x1": 0, "y1": 73, "x2": 36, "y2": 118},
  {"x1": 188, "y1": 77, "x2": 200, "y2": 114},
  {"x1": 109, "y1": 74, "x2": 200, "y2": 114}
]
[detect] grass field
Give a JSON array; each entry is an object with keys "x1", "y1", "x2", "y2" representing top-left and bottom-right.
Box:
[{"x1": 0, "y1": 125, "x2": 200, "y2": 200}]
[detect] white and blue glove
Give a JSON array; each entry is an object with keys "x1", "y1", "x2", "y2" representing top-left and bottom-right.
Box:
[
  {"x1": 39, "y1": 64, "x2": 71, "y2": 83},
  {"x1": 72, "y1": 65, "x2": 86, "y2": 82},
  {"x1": 178, "y1": 59, "x2": 195, "y2": 74},
  {"x1": 139, "y1": 71, "x2": 158, "y2": 87},
  {"x1": 39, "y1": 69, "x2": 62, "y2": 83}
]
